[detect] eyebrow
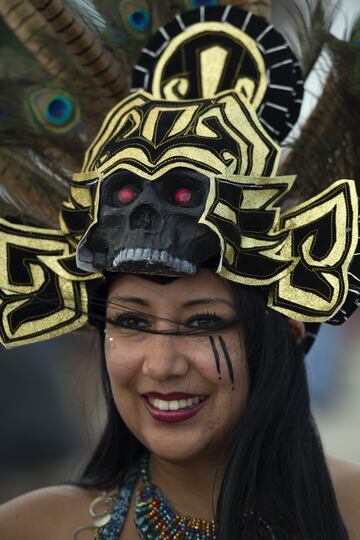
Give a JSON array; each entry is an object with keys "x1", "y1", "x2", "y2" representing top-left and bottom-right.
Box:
[
  {"x1": 182, "y1": 298, "x2": 235, "y2": 309},
  {"x1": 108, "y1": 295, "x2": 235, "y2": 309}
]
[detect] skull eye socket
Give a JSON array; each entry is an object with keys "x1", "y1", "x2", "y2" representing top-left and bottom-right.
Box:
[
  {"x1": 174, "y1": 188, "x2": 196, "y2": 207},
  {"x1": 118, "y1": 186, "x2": 138, "y2": 204}
]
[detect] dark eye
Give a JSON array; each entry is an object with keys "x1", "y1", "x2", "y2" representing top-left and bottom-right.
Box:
[
  {"x1": 187, "y1": 314, "x2": 223, "y2": 330},
  {"x1": 118, "y1": 185, "x2": 138, "y2": 204},
  {"x1": 116, "y1": 313, "x2": 149, "y2": 329},
  {"x1": 108, "y1": 313, "x2": 152, "y2": 336}
]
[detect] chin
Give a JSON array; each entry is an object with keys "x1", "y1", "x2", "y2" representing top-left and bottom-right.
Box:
[{"x1": 140, "y1": 423, "x2": 218, "y2": 464}]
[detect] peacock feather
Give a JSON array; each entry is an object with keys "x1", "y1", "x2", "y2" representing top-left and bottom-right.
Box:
[
  {"x1": 0, "y1": 0, "x2": 359, "y2": 224},
  {"x1": 280, "y1": 12, "x2": 360, "y2": 206}
]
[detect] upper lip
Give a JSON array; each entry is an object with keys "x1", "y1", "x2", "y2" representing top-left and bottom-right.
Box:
[{"x1": 142, "y1": 392, "x2": 206, "y2": 400}]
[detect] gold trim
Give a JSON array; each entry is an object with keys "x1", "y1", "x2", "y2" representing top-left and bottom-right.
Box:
[
  {"x1": 268, "y1": 180, "x2": 358, "y2": 321},
  {"x1": 151, "y1": 21, "x2": 267, "y2": 108},
  {"x1": 0, "y1": 219, "x2": 89, "y2": 346}
]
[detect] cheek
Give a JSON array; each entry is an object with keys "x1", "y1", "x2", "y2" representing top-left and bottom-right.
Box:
[
  {"x1": 205, "y1": 333, "x2": 249, "y2": 411},
  {"x1": 203, "y1": 333, "x2": 246, "y2": 377},
  {"x1": 192, "y1": 334, "x2": 248, "y2": 391},
  {"x1": 105, "y1": 338, "x2": 141, "y2": 385},
  {"x1": 104, "y1": 339, "x2": 143, "y2": 431}
]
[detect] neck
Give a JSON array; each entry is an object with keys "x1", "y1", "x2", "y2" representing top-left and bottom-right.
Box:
[{"x1": 147, "y1": 452, "x2": 225, "y2": 521}]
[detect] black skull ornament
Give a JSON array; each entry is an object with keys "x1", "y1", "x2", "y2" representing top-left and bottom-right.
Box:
[{"x1": 76, "y1": 167, "x2": 221, "y2": 275}]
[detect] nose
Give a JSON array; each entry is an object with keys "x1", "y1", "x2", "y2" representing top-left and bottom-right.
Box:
[
  {"x1": 142, "y1": 334, "x2": 189, "y2": 382},
  {"x1": 130, "y1": 204, "x2": 162, "y2": 232}
]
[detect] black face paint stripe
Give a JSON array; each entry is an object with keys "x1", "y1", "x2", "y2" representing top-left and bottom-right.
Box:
[
  {"x1": 218, "y1": 336, "x2": 234, "y2": 386},
  {"x1": 209, "y1": 335, "x2": 221, "y2": 376}
]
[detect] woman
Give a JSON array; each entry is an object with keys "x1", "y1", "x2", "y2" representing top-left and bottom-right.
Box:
[
  {"x1": 0, "y1": 4, "x2": 359, "y2": 539},
  {"x1": 0, "y1": 270, "x2": 359, "y2": 539}
]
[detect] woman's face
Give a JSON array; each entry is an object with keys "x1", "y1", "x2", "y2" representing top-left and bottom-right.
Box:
[{"x1": 105, "y1": 269, "x2": 249, "y2": 463}]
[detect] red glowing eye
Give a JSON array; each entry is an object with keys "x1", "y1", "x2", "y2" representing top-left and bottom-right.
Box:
[
  {"x1": 118, "y1": 186, "x2": 137, "y2": 204},
  {"x1": 175, "y1": 188, "x2": 192, "y2": 206}
]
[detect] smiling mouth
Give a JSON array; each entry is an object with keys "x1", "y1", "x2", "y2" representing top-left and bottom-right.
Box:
[
  {"x1": 142, "y1": 395, "x2": 209, "y2": 423},
  {"x1": 147, "y1": 395, "x2": 207, "y2": 411},
  {"x1": 111, "y1": 248, "x2": 196, "y2": 275}
]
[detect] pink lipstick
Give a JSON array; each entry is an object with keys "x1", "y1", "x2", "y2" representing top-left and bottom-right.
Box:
[{"x1": 142, "y1": 393, "x2": 208, "y2": 423}]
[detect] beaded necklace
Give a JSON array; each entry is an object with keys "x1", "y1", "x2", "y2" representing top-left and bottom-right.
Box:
[
  {"x1": 134, "y1": 454, "x2": 294, "y2": 540},
  {"x1": 135, "y1": 453, "x2": 216, "y2": 539},
  {"x1": 86, "y1": 454, "x2": 294, "y2": 540}
]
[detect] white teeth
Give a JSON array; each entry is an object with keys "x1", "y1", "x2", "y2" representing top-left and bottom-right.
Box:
[
  {"x1": 133, "y1": 248, "x2": 143, "y2": 261},
  {"x1": 148, "y1": 396, "x2": 206, "y2": 411},
  {"x1": 112, "y1": 248, "x2": 196, "y2": 274},
  {"x1": 169, "y1": 401, "x2": 178, "y2": 410}
]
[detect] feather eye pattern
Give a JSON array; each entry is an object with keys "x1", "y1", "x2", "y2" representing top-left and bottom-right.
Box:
[
  {"x1": 91, "y1": 0, "x2": 175, "y2": 70},
  {"x1": 0, "y1": 40, "x2": 105, "y2": 220},
  {"x1": 0, "y1": 46, "x2": 100, "y2": 162}
]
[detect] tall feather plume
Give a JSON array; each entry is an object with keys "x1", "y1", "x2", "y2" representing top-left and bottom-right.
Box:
[
  {"x1": 0, "y1": 34, "x2": 103, "y2": 220},
  {"x1": 0, "y1": 0, "x2": 163, "y2": 224},
  {"x1": 280, "y1": 12, "x2": 360, "y2": 207},
  {"x1": 0, "y1": 0, "x2": 277, "y2": 226},
  {"x1": 1, "y1": 0, "x2": 357, "y2": 227}
]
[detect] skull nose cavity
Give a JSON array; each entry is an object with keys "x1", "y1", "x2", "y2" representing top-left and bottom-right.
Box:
[{"x1": 130, "y1": 204, "x2": 162, "y2": 231}]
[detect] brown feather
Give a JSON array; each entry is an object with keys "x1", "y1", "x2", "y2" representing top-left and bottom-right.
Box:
[
  {"x1": 0, "y1": 148, "x2": 67, "y2": 225},
  {"x1": 0, "y1": 0, "x2": 75, "y2": 81},
  {"x1": 28, "y1": 0, "x2": 128, "y2": 101}
]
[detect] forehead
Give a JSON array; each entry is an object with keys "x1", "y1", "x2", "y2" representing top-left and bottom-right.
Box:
[{"x1": 107, "y1": 269, "x2": 234, "y2": 307}]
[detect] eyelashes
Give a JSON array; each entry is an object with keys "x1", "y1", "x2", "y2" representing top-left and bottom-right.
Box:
[{"x1": 106, "y1": 309, "x2": 238, "y2": 337}]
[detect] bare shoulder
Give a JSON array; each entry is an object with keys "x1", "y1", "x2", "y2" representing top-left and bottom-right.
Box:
[
  {"x1": 0, "y1": 484, "x2": 100, "y2": 540},
  {"x1": 326, "y1": 455, "x2": 360, "y2": 538}
]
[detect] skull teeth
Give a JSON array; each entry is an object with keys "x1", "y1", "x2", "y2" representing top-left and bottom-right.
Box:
[{"x1": 112, "y1": 249, "x2": 196, "y2": 275}]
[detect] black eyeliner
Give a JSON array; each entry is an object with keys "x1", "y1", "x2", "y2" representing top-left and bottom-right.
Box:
[
  {"x1": 218, "y1": 336, "x2": 234, "y2": 386},
  {"x1": 209, "y1": 335, "x2": 222, "y2": 378}
]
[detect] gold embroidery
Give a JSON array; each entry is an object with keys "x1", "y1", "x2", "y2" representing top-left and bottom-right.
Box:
[
  {"x1": 268, "y1": 180, "x2": 358, "y2": 321},
  {"x1": 199, "y1": 174, "x2": 296, "y2": 285},
  {"x1": 151, "y1": 21, "x2": 267, "y2": 108},
  {"x1": 0, "y1": 219, "x2": 89, "y2": 346},
  {"x1": 75, "y1": 90, "x2": 280, "y2": 184}
]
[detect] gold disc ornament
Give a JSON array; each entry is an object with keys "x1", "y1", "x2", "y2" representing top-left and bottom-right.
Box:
[{"x1": 132, "y1": 6, "x2": 303, "y2": 142}]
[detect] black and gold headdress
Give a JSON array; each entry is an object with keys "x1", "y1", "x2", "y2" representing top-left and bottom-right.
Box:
[{"x1": 0, "y1": 3, "x2": 359, "y2": 347}]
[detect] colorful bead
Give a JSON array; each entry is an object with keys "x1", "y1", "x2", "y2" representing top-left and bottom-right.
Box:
[
  {"x1": 135, "y1": 454, "x2": 215, "y2": 539},
  {"x1": 95, "y1": 454, "x2": 294, "y2": 540}
]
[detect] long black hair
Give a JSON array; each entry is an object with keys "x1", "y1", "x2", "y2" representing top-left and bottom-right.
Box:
[{"x1": 78, "y1": 281, "x2": 349, "y2": 540}]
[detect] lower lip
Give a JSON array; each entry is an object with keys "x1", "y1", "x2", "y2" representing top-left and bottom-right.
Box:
[{"x1": 142, "y1": 397, "x2": 208, "y2": 423}]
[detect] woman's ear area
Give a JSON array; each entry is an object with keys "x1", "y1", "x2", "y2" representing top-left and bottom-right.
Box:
[{"x1": 288, "y1": 318, "x2": 305, "y2": 344}]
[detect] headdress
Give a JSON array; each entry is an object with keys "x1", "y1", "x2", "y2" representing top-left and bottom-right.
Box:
[{"x1": 0, "y1": 1, "x2": 359, "y2": 348}]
